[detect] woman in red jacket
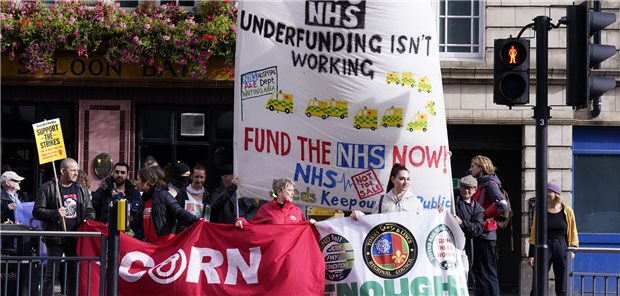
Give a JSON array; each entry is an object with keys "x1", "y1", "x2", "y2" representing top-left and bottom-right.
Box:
[{"x1": 235, "y1": 178, "x2": 313, "y2": 228}]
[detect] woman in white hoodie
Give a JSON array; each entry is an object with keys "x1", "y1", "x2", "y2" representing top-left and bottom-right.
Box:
[{"x1": 350, "y1": 163, "x2": 423, "y2": 220}]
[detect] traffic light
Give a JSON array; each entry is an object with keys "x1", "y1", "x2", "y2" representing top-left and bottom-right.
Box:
[
  {"x1": 494, "y1": 38, "x2": 530, "y2": 106},
  {"x1": 566, "y1": 1, "x2": 617, "y2": 108}
]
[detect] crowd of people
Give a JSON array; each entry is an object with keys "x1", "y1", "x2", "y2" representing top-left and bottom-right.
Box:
[{"x1": 0, "y1": 154, "x2": 578, "y2": 295}]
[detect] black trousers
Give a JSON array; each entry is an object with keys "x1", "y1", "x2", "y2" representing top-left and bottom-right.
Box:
[
  {"x1": 530, "y1": 238, "x2": 568, "y2": 296},
  {"x1": 43, "y1": 238, "x2": 78, "y2": 296},
  {"x1": 472, "y1": 238, "x2": 500, "y2": 296}
]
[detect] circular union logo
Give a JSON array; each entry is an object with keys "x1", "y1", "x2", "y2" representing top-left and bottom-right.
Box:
[
  {"x1": 319, "y1": 234, "x2": 355, "y2": 281},
  {"x1": 362, "y1": 223, "x2": 417, "y2": 279},
  {"x1": 425, "y1": 224, "x2": 458, "y2": 270}
]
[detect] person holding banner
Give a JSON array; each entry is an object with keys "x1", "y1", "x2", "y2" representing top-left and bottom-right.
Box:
[
  {"x1": 33, "y1": 158, "x2": 95, "y2": 296},
  {"x1": 131, "y1": 166, "x2": 199, "y2": 244},
  {"x1": 350, "y1": 163, "x2": 424, "y2": 220},
  {"x1": 235, "y1": 178, "x2": 312, "y2": 228},
  {"x1": 1, "y1": 171, "x2": 26, "y2": 224},
  {"x1": 454, "y1": 175, "x2": 485, "y2": 285},
  {"x1": 469, "y1": 155, "x2": 506, "y2": 296},
  {"x1": 210, "y1": 164, "x2": 259, "y2": 224}
]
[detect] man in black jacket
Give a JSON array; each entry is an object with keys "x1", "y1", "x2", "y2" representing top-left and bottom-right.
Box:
[
  {"x1": 210, "y1": 164, "x2": 258, "y2": 224},
  {"x1": 33, "y1": 158, "x2": 95, "y2": 296},
  {"x1": 454, "y1": 175, "x2": 485, "y2": 290},
  {"x1": 91, "y1": 161, "x2": 142, "y2": 236}
]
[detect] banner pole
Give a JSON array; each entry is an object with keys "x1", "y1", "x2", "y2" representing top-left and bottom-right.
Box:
[{"x1": 52, "y1": 161, "x2": 67, "y2": 231}]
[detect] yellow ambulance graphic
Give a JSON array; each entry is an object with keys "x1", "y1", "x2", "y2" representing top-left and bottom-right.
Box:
[
  {"x1": 406, "y1": 112, "x2": 428, "y2": 132},
  {"x1": 418, "y1": 77, "x2": 432, "y2": 93},
  {"x1": 266, "y1": 91, "x2": 294, "y2": 114},
  {"x1": 401, "y1": 72, "x2": 416, "y2": 88},
  {"x1": 386, "y1": 72, "x2": 400, "y2": 85},
  {"x1": 381, "y1": 106, "x2": 403, "y2": 128},
  {"x1": 326, "y1": 99, "x2": 348, "y2": 119},
  {"x1": 426, "y1": 100, "x2": 436, "y2": 116},
  {"x1": 354, "y1": 107, "x2": 378, "y2": 130},
  {"x1": 305, "y1": 98, "x2": 328, "y2": 119}
]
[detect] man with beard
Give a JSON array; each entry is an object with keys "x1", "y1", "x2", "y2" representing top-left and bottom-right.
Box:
[{"x1": 91, "y1": 162, "x2": 142, "y2": 230}]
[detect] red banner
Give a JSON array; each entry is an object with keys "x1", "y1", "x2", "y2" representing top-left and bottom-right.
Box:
[{"x1": 78, "y1": 220, "x2": 325, "y2": 295}]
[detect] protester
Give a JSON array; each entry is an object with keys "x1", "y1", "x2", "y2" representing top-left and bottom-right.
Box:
[
  {"x1": 91, "y1": 162, "x2": 142, "y2": 235},
  {"x1": 77, "y1": 170, "x2": 91, "y2": 194},
  {"x1": 175, "y1": 162, "x2": 211, "y2": 232},
  {"x1": 469, "y1": 155, "x2": 507, "y2": 296},
  {"x1": 211, "y1": 164, "x2": 259, "y2": 224},
  {"x1": 235, "y1": 178, "x2": 313, "y2": 228},
  {"x1": 144, "y1": 155, "x2": 159, "y2": 168},
  {"x1": 131, "y1": 167, "x2": 199, "y2": 244},
  {"x1": 32, "y1": 158, "x2": 95, "y2": 296},
  {"x1": 167, "y1": 162, "x2": 191, "y2": 199},
  {"x1": 350, "y1": 163, "x2": 423, "y2": 220},
  {"x1": 528, "y1": 181, "x2": 579, "y2": 296},
  {"x1": 1, "y1": 171, "x2": 25, "y2": 224},
  {"x1": 454, "y1": 175, "x2": 485, "y2": 284}
]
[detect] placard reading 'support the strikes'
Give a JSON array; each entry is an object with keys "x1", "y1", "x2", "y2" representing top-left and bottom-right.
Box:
[
  {"x1": 234, "y1": 1, "x2": 453, "y2": 212},
  {"x1": 33, "y1": 118, "x2": 67, "y2": 164}
]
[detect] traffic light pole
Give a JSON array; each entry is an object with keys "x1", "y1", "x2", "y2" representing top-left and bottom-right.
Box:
[{"x1": 533, "y1": 16, "x2": 550, "y2": 296}]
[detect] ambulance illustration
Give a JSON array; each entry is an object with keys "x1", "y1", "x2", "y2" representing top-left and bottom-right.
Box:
[
  {"x1": 326, "y1": 99, "x2": 348, "y2": 119},
  {"x1": 354, "y1": 107, "x2": 378, "y2": 130},
  {"x1": 426, "y1": 100, "x2": 436, "y2": 116},
  {"x1": 381, "y1": 106, "x2": 403, "y2": 128},
  {"x1": 386, "y1": 72, "x2": 400, "y2": 85},
  {"x1": 305, "y1": 98, "x2": 328, "y2": 119},
  {"x1": 406, "y1": 112, "x2": 428, "y2": 132},
  {"x1": 266, "y1": 91, "x2": 294, "y2": 114},
  {"x1": 401, "y1": 72, "x2": 416, "y2": 88},
  {"x1": 418, "y1": 77, "x2": 432, "y2": 93}
]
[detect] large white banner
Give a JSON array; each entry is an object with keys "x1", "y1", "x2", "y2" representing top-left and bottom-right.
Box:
[
  {"x1": 315, "y1": 211, "x2": 469, "y2": 295},
  {"x1": 234, "y1": 1, "x2": 453, "y2": 211}
]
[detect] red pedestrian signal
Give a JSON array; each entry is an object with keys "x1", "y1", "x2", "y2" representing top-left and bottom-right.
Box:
[{"x1": 494, "y1": 38, "x2": 530, "y2": 106}]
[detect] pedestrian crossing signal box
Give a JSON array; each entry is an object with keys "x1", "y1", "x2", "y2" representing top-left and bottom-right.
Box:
[{"x1": 494, "y1": 38, "x2": 530, "y2": 106}]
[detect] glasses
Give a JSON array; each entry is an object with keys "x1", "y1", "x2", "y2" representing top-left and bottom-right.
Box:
[
  {"x1": 460, "y1": 186, "x2": 475, "y2": 190},
  {"x1": 10, "y1": 179, "x2": 21, "y2": 184}
]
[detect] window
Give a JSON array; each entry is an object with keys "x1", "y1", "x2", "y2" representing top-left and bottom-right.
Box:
[
  {"x1": 436, "y1": 0, "x2": 483, "y2": 60},
  {"x1": 573, "y1": 127, "x2": 620, "y2": 233}
]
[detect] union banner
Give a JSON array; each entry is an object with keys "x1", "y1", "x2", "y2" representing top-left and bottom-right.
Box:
[{"x1": 315, "y1": 211, "x2": 469, "y2": 295}]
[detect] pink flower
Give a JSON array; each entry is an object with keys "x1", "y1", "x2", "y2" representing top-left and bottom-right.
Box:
[
  {"x1": 231, "y1": 24, "x2": 237, "y2": 32},
  {"x1": 185, "y1": 30, "x2": 192, "y2": 37},
  {"x1": 144, "y1": 23, "x2": 150, "y2": 30},
  {"x1": 162, "y1": 35, "x2": 170, "y2": 41},
  {"x1": 168, "y1": 24, "x2": 175, "y2": 29},
  {"x1": 69, "y1": 16, "x2": 75, "y2": 24},
  {"x1": 119, "y1": 22, "x2": 126, "y2": 29}
]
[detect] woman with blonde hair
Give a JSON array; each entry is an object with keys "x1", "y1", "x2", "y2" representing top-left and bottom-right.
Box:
[
  {"x1": 469, "y1": 155, "x2": 507, "y2": 295},
  {"x1": 527, "y1": 181, "x2": 578, "y2": 296},
  {"x1": 235, "y1": 178, "x2": 312, "y2": 228}
]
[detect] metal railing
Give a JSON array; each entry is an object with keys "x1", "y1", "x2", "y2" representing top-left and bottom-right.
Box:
[
  {"x1": 567, "y1": 247, "x2": 620, "y2": 296},
  {"x1": 0, "y1": 230, "x2": 106, "y2": 296}
]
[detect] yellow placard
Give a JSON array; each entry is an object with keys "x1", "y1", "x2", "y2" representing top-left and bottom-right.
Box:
[
  {"x1": 32, "y1": 118, "x2": 67, "y2": 164},
  {"x1": 308, "y1": 207, "x2": 336, "y2": 216}
]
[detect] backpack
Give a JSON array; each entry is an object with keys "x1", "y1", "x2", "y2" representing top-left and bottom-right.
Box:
[{"x1": 479, "y1": 179, "x2": 513, "y2": 229}]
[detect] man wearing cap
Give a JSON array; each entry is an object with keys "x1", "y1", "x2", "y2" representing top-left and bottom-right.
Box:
[
  {"x1": 210, "y1": 164, "x2": 258, "y2": 224},
  {"x1": 1, "y1": 171, "x2": 25, "y2": 224},
  {"x1": 454, "y1": 175, "x2": 485, "y2": 287}
]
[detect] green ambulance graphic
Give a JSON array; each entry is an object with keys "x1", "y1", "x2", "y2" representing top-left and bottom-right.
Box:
[
  {"x1": 418, "y1": 77, "x2": 432, "y2": 93},
  {"x1": 354, "y1": 107, "x2": 378, "y2": 130},
  {"x1": 407, "y1": 112, "x2": 428, "y2": 132},
  {"x1": 426, "y1": 101, "x2": 436, "y2": 116},
  {"x1": 401, "y1": 72, "x2": 416, "y2": 88},
  {"x1": 266, "y1": 91, "x2": 294, "y2": 114},
  {"x1": 326, "y1": 99, "x2": 348, "y2": 119},
  {"x1": 305, "y1": 98, "x2": 328, "y2": 119},
  {"x1": 381, "y1": 106, "x2": 403, "y2": 128}
]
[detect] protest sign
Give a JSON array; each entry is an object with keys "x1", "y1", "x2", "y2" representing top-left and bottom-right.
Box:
[
  {"x1": 32, "y1": 118, "x2": 67, "y2": 164},
  {"x1": 234, "y1": 1, "x2": 453, "y2": 211}
]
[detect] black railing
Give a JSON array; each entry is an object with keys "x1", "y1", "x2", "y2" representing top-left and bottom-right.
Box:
[{"x1": 0, "y1": 229, "x2": 106, "y2": 296}]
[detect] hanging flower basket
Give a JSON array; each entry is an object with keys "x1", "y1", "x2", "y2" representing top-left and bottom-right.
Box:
[{"x1": 0, "y1": 0, "x2": 237, "y2": 79}]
